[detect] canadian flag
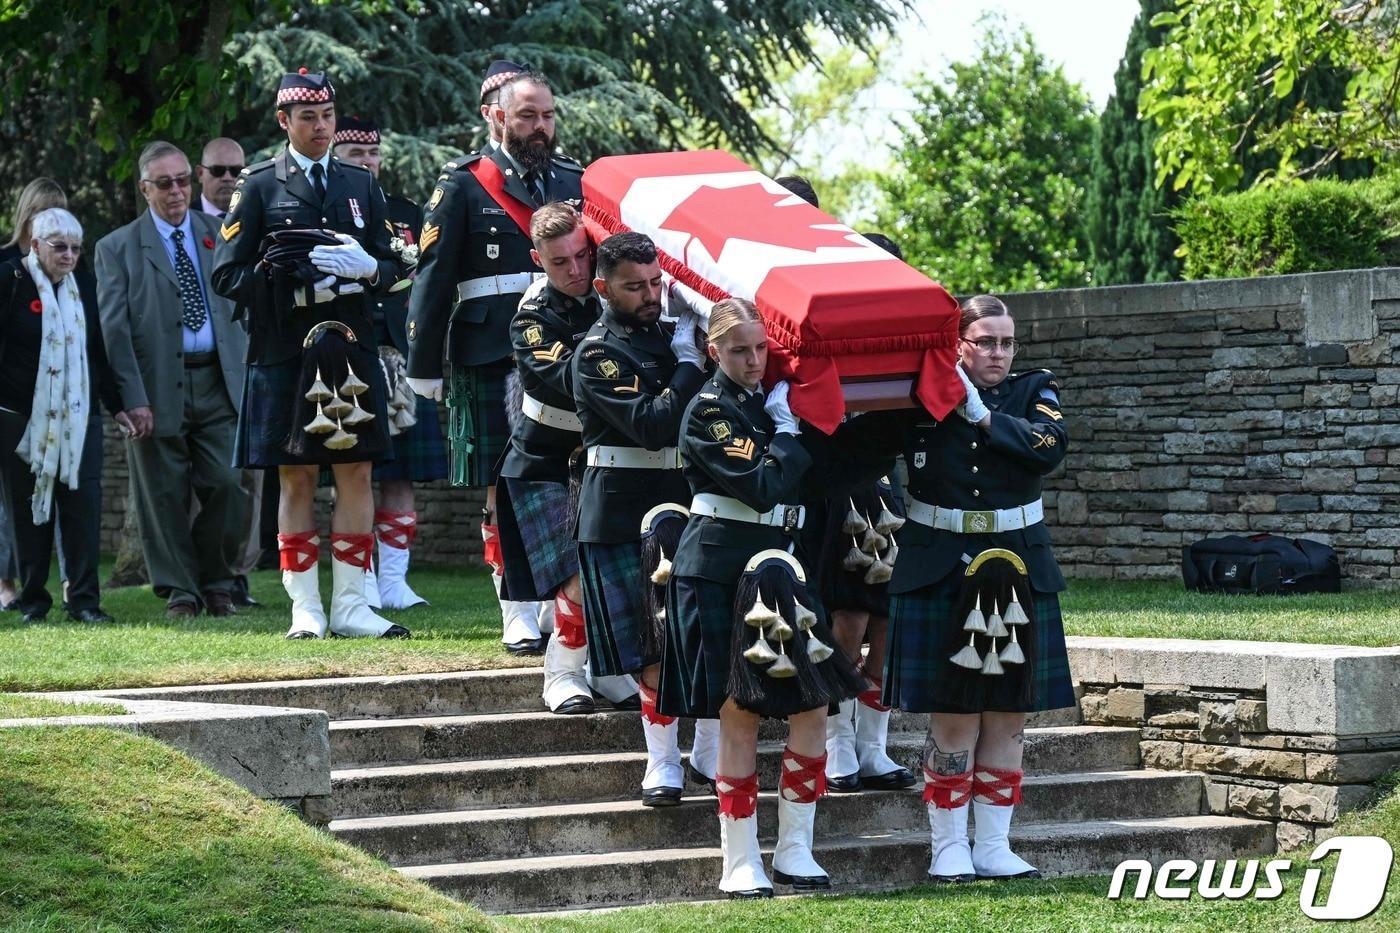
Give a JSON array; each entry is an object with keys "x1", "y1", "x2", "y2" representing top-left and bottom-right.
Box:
[{"x1": 583, "y1": 149, "x2": 962, "y2": 433}]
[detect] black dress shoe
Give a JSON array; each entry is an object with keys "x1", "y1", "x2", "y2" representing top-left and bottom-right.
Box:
[
  {"x1": 726, "y1": 888, "x2": 773, "y2": 900},
  {"x1": 827, "y1": 773, "x2": 862, "y2": 793},
  {"x1": 772, "y1": 869, "x2": 831, "y2": 890},
  {"x1": 285, "y1": 630, "x2": 320, "y2": 640},
  {"x1": 552, "y1": 695, "x2": 596, "y2": 715},
  {"x1": 21, "y1": 608, "x2": 49, "y2": 623},
  {"x1": 641, "y1": 786, "x2": 682, "y2": 808},
  {"x1": 600, "y1": 692, "x2": 641, "y2": 711},
  {"x1": 504, "y1": 637, "x2": 545, "y2": 656},
  {"x1": 67, "y1": 608, "x2": 114, "y2": 624},
  {"x1": 685, "y1": 762, "x2": 716, "y2": 795},
  {"x1": 928, "y1": 872, "x2": 977, "y2": 884},
  {"x1": 860, "y1": 766, "x2": 918, "y2": 790},
  {"x1": 976, "y1": 869, "x2": 1042, "y2": 881},
  {"x1": 231, "y1": 576, "x2": 260, "y2": 608},
  {"x1": 381, "y1": 624, "x2": 411, "y2": 639}
]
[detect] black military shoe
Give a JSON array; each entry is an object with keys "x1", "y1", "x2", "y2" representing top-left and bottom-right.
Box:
[
  {"x1": 827, "y1": 773, "x2": 862, "y2": 792},
  {"x1": 772, "y1": 869, "x2": 831, "y2": 891},
  {"x1": 727, "y1": 888, "x2": 773, "y2": 900},
  {"x1": 381, "y1": 624, "x2": 411, "y2": 639},
  {"x1": 860, "y1": 766, "x2": 917, "y2": 790},
  {"x1": 285, "y1": 630, "x2": 319, "y2": 640},
  {"x1": 600, "y1": 691, "x2": 641, "y2": 711},
  {"x1": 641, "y1": 786, "x2": 682, "y2": 808},
  {"x1": 67, "y1": 607, "x2": 115, "y2": 624},
  {"x1": 505, "y1": 637, "x2": 546, "y2": 656},
  {"x1": 231, "y1": 575, "x2": 260, "y2": 608},
  {"x1": 685, "y1": 762, "x2": 716, "y2": 795},
  {"x1": 21, "y1": 607, "x2": 49, "y2": 623},
  {"x1": 553, "y1": 695, "x2": 595, "y2": 715}
]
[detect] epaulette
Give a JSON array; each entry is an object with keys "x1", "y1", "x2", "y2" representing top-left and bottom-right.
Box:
[
  {"x1": 441, "y1": 153, "x2": 484, "y2": 173},
  {"x1": 331, "y1": 157, "x2": 372, "y2": 176},
  {"x1": 698, "y1": 391, "x2": 719, "y2": 401},
  {"x1": 240, "y1": 159, "x2": 275, "y2": 178},
  {"x1": 1008, "y1": 368, "x2": 1055, "y2": 383},
  {"x1": 551, "y1": 154, "x2": 584, "y2": 173}
]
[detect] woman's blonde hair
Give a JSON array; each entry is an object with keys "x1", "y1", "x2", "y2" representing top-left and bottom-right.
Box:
[
  {"x1": 706, "y1": 297, "x2": 763, "y2": 344},
  {"x1": 5, "y1": 178, "x2": 68, "y2": 250}
]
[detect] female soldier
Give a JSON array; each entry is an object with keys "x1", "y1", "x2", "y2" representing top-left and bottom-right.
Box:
[
  {"x1": 883, "y1": 294, "x2": 1073, "y2": 883},
  {"x1": 658, "y1": 298, "x2": 867, "y2": 899}
]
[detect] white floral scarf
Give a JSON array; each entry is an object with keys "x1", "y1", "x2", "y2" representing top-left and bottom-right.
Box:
[{"x1": 17, "y1": 250, "x2": 88, "y2": 524}]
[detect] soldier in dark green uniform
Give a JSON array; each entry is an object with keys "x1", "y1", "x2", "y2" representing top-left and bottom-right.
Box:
[
  {"x1": 882, "y1": 295, "x2": 1073, "y2": 884},
  {"x1": 212, "y1": 69, "x2": 407, "y2": 640},
  {"x1": 331, "y1": 116, "x2": 448, "y2": 612},
  {"x1": 406, "y1": 69, "x2": 584, "y2": 654},
  {"x1": 571, "y1": 231, "x2": 707, "y2": 806}
]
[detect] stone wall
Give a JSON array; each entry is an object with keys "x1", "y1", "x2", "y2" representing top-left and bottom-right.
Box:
[
  {"x1": 1070, "y1": 637, "x2": 1400, "y2": 851},
  {"x1": 98, "y1": 267, "x2": 1400, "y2": 577},
  {"x1": 1008, "y1": 267, "x2": 1400, "y2": 585}
]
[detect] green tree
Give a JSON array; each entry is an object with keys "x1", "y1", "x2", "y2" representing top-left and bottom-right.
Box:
[
  {"x1": 877, "y1": 19, "x2": 1096, "y2": 293},
  {"x1": 1140, "y1": 0, "x2": 1400, "y2": 195},
  {"x1": 1086, "y1": 0, "x2": 1180, "y2": 285}
]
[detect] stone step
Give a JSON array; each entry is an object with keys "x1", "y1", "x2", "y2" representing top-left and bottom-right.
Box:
[
  {"x1": 100, "y1": 668, "x2": 1082, "y2": 730},
  {"x1": 330, "y1": 701, "x2": 1116, "y2": 769},
  {"x1": 401, "y1": 814, "x2": 1275, "y2": 914},
  {"x1": 331, "y1": 769, "x2": 1204, "y2": 866},
  {"x1": 332, "y1": 727, "x2": 1141, "y2": 816}
]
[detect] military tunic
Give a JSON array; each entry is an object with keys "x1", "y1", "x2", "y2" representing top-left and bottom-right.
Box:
[
  {"x1": 495, "y1": 280, "x2": 600, "y2": 601},
  {"x1": 882, "y1": 369, "x2": 1075, "y2": 714},
  {"x1": 373, "y1": 192, "x2": 448, "y2": 483},
  {"x1": 212, "y1": 150, "x2": 401, "y2": 467},
  {"x1": 569, "y1": 307, "x2": 706, "y2": 676},
  {"x1": 406, "y1": 148, "x2": 583, "y2": 487}
]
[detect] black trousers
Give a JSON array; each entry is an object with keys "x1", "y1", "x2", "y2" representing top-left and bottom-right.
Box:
[{"x1": 0, "y1": 411, "x2": 104, "y2": 614}]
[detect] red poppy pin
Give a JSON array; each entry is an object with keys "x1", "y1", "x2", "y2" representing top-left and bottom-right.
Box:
[
  {"x1": 29, "y1": 299, "x2": 42, "y2": 314},
  {"x1": 203, "y1": 236, "x2": 215, "y2": 249}
]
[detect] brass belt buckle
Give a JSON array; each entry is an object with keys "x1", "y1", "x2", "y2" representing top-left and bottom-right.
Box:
[{"x1": 961, "y1": 510, "x2": 995, "y2": 534}]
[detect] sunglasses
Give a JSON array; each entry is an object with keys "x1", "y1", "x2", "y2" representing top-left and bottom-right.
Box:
[
  {"x1": 43, "y1": 239, "x2": 82, "y2": 255},
  {"x1": 143, "y1": 173, "x2": 192, "y2": 191},
  {"x1": 203, "y1": 164, "x2": 244, "y2": 178}
]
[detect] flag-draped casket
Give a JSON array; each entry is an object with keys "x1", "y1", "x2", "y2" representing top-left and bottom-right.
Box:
[{"x1": 581, "y1": 149, "x2": 962, "y2": 434}]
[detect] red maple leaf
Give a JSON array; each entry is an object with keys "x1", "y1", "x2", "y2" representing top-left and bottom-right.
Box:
[{"x1": 660, "y1": 183, "x2": 857, "y2": 259}]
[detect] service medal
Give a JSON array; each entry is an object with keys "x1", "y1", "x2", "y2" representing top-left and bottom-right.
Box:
[{"x1": 348, "y1": 197, "x2": 365, "y2": 228}]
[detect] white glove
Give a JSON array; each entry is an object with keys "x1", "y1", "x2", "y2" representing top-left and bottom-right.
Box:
[
  {"x1": 956, "y1": 364, "x2": 990, "y2": 424},
  {"x1": 407, "y1": 377, "x2": 443, "y2": 402},
  {"x1": 297, "y1": 275, "x2": 363, "y2": 306},
  {"x1": 670, "y1": 308, "x2": 704, "y2": 367},
  {"x1": 310, "y1": 233, "x2": 378, "y2": 280},
  {"x1": 765, "y1": 380, "x2": 800, "y2": 435}
]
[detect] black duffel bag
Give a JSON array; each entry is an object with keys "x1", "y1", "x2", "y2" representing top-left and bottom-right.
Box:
[{"x1": 1182, "y1": 534, "x2": 1341, "y2": 595}]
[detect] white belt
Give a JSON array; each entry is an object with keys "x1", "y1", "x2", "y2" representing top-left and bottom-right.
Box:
[
  {"x1": 455, "y1": 272, "x2": 544, "y2": 303},
  {"x1": 690, "y1": 493, "x2": 805, "y2": 531},
  {"x1": 906, "y1": 496, "x2": 1044, "y2": 534},
  {"x1": 522, "y1": 393, "x2": 581, "y2": 433},
  {"x1": 586, "y1": 445, "x2": 683, "y2": 470}
]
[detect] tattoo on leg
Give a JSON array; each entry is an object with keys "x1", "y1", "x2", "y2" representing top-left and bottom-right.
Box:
[{"x1": 923, "y1": 735, "x2": 970, "y2": 775}]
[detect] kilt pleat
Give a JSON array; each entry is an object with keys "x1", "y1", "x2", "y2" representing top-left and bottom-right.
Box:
[
  {"x1": 497, "y1": 476, "x2": 577, "y2": 601},
  {"x1": 883, "y1": 572, "x2": 1074, "y2": 715},
  {"x1": 374, "y1": 394, "x2": 449, "y2": 482},
  {"x1": 578, "y1": 541, "x2": 656, "y2": 677},
  {"x1": 446, "y1": 361, "x2": 511, "y2": 488}
]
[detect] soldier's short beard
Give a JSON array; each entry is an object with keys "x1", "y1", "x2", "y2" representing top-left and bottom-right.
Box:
[{"x1": 505, "y1": 129, "x2": 556, "y2": 176}]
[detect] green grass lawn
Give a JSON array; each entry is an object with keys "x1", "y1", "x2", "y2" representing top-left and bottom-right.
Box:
[
  {"x1": 0, "y1": 726, "x2": 494, "y2": 932},
  {"x1": 0, "y1": 694, "x2": 124, "y2": 719},
  {"x1": 0, "y1": 568, "x2": 1396, "y2": 693}
]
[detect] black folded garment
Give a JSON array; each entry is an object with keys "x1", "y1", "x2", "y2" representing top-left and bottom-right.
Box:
[{"x1": 257, "y1": 228, "x2": 353, "y2": 310}]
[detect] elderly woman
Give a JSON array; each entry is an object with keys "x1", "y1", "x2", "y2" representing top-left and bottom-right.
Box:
[
  {"x1": 0, "y1": 178, "x2": 70, "y2": 608},
  {"x1": 0, "y1": 208, "x2": 127, "y2": 623}
]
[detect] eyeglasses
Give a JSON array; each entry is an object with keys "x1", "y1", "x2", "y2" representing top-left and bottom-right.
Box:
[
  {"x1": 43, "y1": 239, "x2": 82, "y2": 255},
  {"x1": 203, "y1": 164, "x2": 244, "y2": 178},
  {"x1": 143, "y1": 173, "x2": 192, "y2": 190},
  {"x1": 961, "y1": 336, "x2": 1019, "y2": 355}
]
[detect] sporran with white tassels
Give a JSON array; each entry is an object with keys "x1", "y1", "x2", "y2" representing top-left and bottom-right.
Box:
[
  {"x1": 945, "y1": 548, "x2": 1037, "y2": 709},
  {"x1": 727, "y1": 549, "x2": 867, "y2": 718},
  {"x1": 639, "y1": 503, "x2": 689, "y2": 662}
]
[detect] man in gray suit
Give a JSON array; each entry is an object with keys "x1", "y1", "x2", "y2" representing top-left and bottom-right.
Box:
[{"x1": 97, "y1": 140, "x2": 250, "y2": 618}]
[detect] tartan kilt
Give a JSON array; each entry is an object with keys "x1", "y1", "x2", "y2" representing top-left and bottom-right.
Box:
[
  {"x1": 374, "y1": 394, "x2": 449, "y2": 482},
  {"x1": 883, "y1": 570, "x2": 1074, "y2": 715},
  {"x1": 578, "y1": 540, "x2": 657, "y2": 677},
  {"x1": 235, "y1": 353, "x2": 392, "y2": 468},
  {"x1": 446, "y1": 360, "x2": 512, "y2": 488},
  {"x1": 658, "y1": 575, "x2": 859, "y2": 721},
  {"x1": 497, "y1": 476, "x2": 577, "y2": 601}
]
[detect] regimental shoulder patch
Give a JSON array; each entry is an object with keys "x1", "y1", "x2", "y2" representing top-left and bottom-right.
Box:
[
  {"x1": 419, "y1": 222, "x2": 440, "y2": 252},
  {"x1": 723, "y1": 437, "x2": 756, "y2": 461},
  {"x1": 698, "y1": 406, "x2": 722, "y2": 417},
  {"x1": 428, "y1": 186, "x2": 444, "y2": 211},
  {"x1": 597, "y1": 358, "x2": 620, "y2": 379},
  {"x1": 708, "y1": 420, "x2": 732, "y2": 442},
  {"x1": 220, "y1": 220, "x2": 241, "y2": 242},
  {"x1": 533, "y1": 342, "x2": 566, "y2": 363},
  {"x1": 523, "y1": 324, "x2": 545, "y2": 347}
]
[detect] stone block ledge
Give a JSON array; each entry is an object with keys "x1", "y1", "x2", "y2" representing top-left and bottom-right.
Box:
[
  {"x1": 1, "y1": 694, "x2": 330, "y2": 803},
  {"x1": 1067, "y1": 636, "x2": 1400, "y2": 736}
]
